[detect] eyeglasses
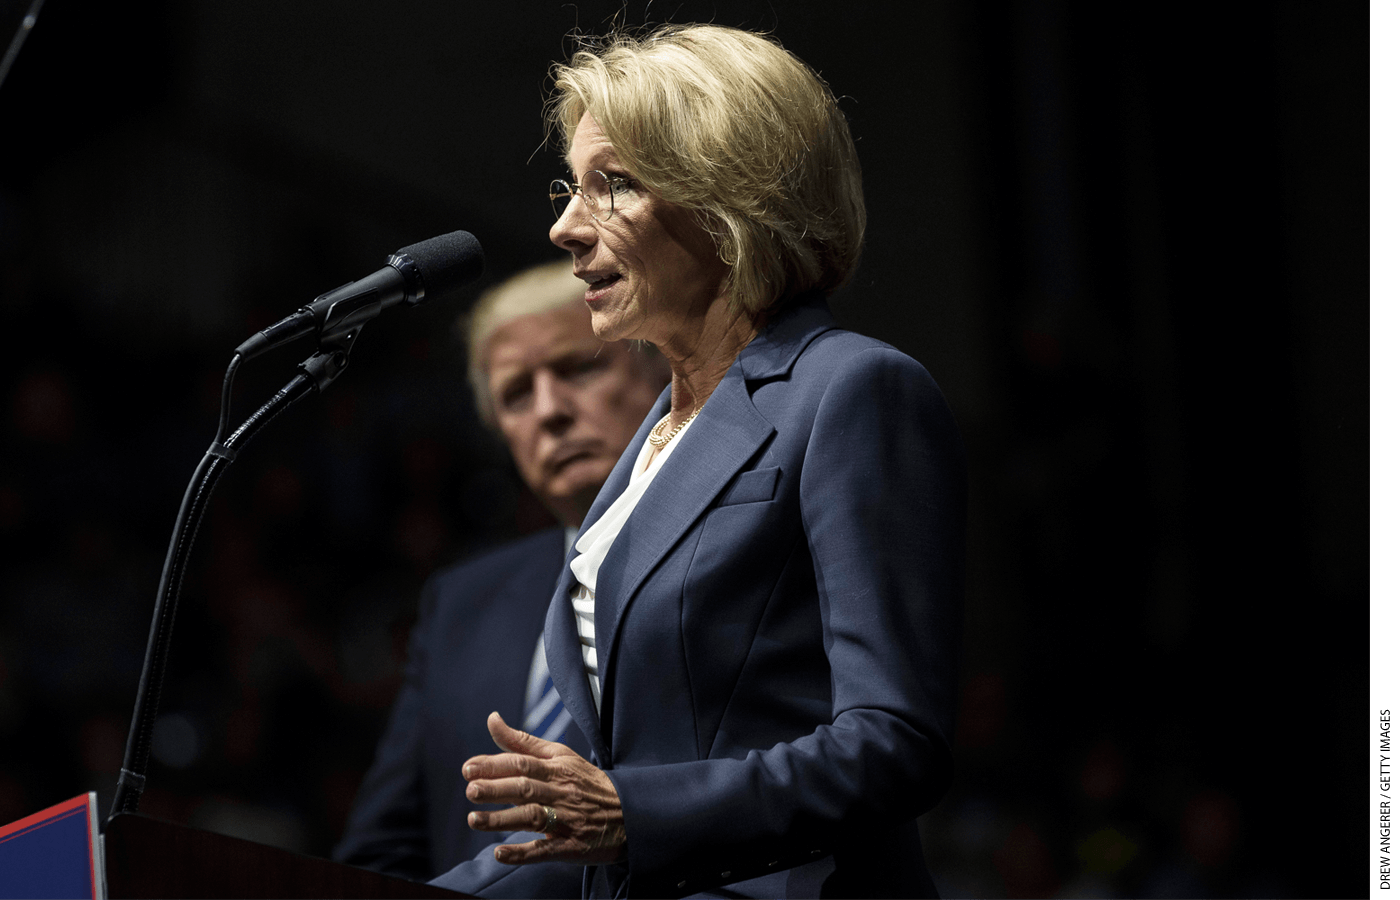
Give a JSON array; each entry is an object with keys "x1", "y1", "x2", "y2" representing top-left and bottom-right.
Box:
[{"x1": 549, "y1": 170, "x2": 635, "y2": 222}]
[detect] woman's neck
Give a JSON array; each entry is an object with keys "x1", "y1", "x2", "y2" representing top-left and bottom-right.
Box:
[{"x1": 658, "y1": 299, "x2": 760, "y2": 419}]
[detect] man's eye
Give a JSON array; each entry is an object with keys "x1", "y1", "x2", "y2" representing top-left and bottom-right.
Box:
[{"x1": 497, "y1": 385, "x2": 530, "y2": 411}]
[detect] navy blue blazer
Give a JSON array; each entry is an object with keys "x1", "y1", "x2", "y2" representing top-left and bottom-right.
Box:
[
  {"x1": 433, "y1": 295, "x2": 965, "y2": 899},
  {"x1": 335, "y1": 527, "x2": 590, "y2": 897}
]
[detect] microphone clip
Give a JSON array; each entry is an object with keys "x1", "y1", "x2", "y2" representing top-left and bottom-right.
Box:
[{"x1": 299, "y1": 331, "x2": 358, "y2": 393}]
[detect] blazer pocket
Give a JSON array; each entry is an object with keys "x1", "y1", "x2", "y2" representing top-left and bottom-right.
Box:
[{"x1": 714, "y1": 466, "x2": 781, "y2": 507}]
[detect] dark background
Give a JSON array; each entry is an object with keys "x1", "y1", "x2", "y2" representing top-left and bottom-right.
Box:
[{"x1": 0, "y1": 1, "x2": 1367, "y2": 897}]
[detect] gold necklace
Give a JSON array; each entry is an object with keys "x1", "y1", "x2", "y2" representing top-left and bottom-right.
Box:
[{"x1": 646, "y1": 405, "x2": 703, "y2": 448}]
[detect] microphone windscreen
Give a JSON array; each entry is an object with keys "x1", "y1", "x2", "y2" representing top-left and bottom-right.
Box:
[{"x1": 399, "y1": 231, "x2": 485, "y2": 297}]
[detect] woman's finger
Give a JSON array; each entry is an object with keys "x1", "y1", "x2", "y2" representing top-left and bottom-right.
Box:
[
  {"x1": 486, "y1": 710, "x2": 580, "y2": 760},
  {"x1": 468, "y1": 801, "x2": 557, "y2": 835},
  {"x1": 460, "y1": 713, "x2": 581, "y2": 782},
  {"x1": 466, "y1": 773, "x2": 555, "y2": 806},
  {"x1": 462, "y1": 749, "x2": 549, "y2": 782},
  {"x1": 494, "y1": 837, "x2": 564, "y2": 865},
  {"x1": 458, "y1": 719, "x2": 627, "y2": 866},
  {"x1": 492, "y1": 830, "x2": 620, "y2": 866}
]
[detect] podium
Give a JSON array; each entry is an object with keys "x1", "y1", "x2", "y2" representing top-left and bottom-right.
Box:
[
  {"x1": 0, "y1": 794, "x2": 469, "y2": 899},
  {"x1": 103, "y1": 814, "x2": 470, "y2": 899}
]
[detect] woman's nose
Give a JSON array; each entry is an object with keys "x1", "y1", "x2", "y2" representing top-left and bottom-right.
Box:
[{"x1": 550, "y1": 194, "x2": 594, "y2": 251}]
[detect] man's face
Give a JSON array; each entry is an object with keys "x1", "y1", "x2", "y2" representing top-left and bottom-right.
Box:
[{"x1": 485, "y1": 301, "x2": 665, "y2": 527}]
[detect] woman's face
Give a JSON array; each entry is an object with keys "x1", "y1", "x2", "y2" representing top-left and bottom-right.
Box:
[{"x1": 549, "y1": 113, "x2": 729, "y2": 350}]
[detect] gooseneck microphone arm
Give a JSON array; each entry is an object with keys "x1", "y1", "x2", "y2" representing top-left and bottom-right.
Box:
[
  {"x1": 111, "y1": 357, "x2": 318, "y2": 818},
  {"x1": 110, "y1": 231, "x2": 484, "y2": 820}
]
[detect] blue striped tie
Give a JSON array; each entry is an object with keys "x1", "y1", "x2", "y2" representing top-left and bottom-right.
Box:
[{"x1": 523, "y1": 632, "x2": 572, "y2": 743}]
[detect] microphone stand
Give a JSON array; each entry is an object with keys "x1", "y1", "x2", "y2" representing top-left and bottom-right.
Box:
[{"x1": 110, "y1": 336, "x2": 357, "y2": 821}]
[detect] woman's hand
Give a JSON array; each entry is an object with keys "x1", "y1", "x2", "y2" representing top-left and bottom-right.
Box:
[{"x1": 463, "y1": 711, "x2": 627, "y2": 865}]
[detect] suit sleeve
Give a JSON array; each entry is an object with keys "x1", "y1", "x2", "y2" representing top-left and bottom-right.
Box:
[
  {"x1": 332, "y1": 578, "x2": 441, "y2": 881},
  {"x1": 605, "y1": 346, "x2": 966, "y2": 895}
]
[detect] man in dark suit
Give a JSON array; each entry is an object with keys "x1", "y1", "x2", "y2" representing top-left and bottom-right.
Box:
[{"x1": 333, "y1": 259, "x2": 669, "y2": 895}]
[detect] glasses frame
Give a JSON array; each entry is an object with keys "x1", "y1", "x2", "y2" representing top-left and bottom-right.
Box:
[{"x1": 549, "y1": 170, "x2": 630, "y2": 223}]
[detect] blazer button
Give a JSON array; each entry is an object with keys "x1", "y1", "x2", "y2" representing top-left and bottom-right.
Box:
[
  {"x1": 677, "y1": 881, "x2": 687, "y2": 890},
  {"x1": 720, "y1": 871, "x2": 732, "y2": 879}
]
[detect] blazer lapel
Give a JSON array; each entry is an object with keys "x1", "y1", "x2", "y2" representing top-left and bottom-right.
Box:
[
  {"x1": 543, "y1": 294, "x2": 837, "y2": 759},
  {"x1": 542, "y1": 390, "x2": 671, "y2": 767},
  {"x1": 542, "y1": 577, "x2": 607, "y2": 765},
  {"x1": 590, "y1": 362, "x2": 775, "y2": 727}
]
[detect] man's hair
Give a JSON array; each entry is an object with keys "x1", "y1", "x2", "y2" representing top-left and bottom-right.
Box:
[
  {"x1": 461, "y1": 258, "x2": 583, "y2": 426},
  {"x1": 547, "y1": 23, "x2": 866, "y2": 317}
]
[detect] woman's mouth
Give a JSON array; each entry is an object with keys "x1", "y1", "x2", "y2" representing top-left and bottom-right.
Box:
[{"x1": 583, "y1": 274, "x2": 621, "y2": 303}]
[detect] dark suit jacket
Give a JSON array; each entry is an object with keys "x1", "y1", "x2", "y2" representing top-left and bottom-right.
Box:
[
  {"x1": 335, "y1": 527, "x2": 590, "y2": 898},
  {"x1": 433, "y1": 295, "x2": 965, "y2": 899}
]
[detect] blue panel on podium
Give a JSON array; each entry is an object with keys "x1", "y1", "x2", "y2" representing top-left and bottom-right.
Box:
[{"x1": 0, "y1": 792, "x2": 103, "y2": 899}]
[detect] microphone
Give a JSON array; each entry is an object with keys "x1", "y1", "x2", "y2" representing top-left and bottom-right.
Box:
[{"x1": 236, "y1": 230, "x2": 485, "y2": 359}]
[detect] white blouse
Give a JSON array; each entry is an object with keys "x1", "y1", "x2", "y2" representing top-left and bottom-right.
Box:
[{"x1": 566, "y1": 412, "x2": 699, "y2": 714}]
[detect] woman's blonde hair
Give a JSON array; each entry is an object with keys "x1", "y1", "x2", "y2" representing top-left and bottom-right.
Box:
[{"x1": 547, "y1": 24, "x2": 866, "y2": 316}]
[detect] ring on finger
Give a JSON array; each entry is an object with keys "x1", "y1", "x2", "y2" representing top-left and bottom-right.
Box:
[{"x1": 541, "y1": 804, "x2": 557, "y2": 834}]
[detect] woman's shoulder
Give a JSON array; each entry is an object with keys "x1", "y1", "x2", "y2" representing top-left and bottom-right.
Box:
[
  {"x1": 803, "y1": 325, "x2": 907, "y2": 356},
  {"x1": 795, "y1": 326, "x2": 936, "y2": 388},
  {"x1": 744, "y1": 326, "x2": 954, "y2": 449},
  {"x1": 745, "y1": 295, "x2": 944, "y2": 404}
]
